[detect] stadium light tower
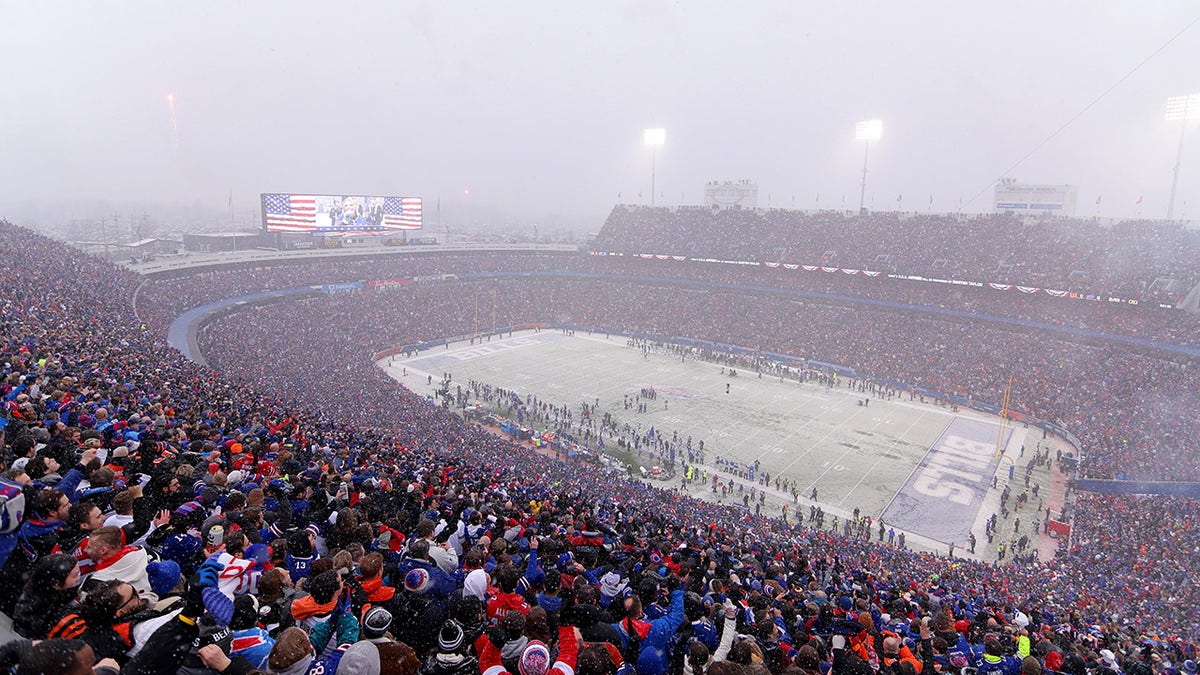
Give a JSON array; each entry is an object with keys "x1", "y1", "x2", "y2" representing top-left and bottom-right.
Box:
[
  {"x1": 166, "y1": 92, "x2": 179, "y2": 150},
  {"x1": 644, "y1": 128, "x2": 666, "y2": 206},
  {"x1": 855, "y1": 119, "x2": 883, "y2": 212},
  {"x1": 1166, "y1": 93, "x2": 1200, "y2": 220}
]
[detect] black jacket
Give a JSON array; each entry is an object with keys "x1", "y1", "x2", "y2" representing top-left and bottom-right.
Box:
[
  {"x1": 576, "y1": 604, "x2": 622, "y2": 646},
  {"x1": 12, "y1": 586, "x2": 77, "y2": 639}
]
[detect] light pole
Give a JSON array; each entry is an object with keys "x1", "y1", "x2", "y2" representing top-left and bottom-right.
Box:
[
  {"x1": 166, "y1": 93, "x2": 179, "y2": 150},
  {"x1": 644, "y1": 128, "x2": 665, "y2": 206},
  {"x1": 855, "y1": 119, "x2": 883, "y2": 213},
  {"x1": 1166, "y1": 94, "x2": 1200, "y2": 221}
]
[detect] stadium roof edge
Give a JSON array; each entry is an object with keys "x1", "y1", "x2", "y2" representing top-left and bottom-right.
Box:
[{"x1": 125, "y1": 243, "x2": 581, "y2": 278}]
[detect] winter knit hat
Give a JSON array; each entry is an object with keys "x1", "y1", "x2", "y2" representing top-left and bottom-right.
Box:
[
  {"x1": 438, "y1": 619, "x2": 465, "y2": 653},
  {"x1": 338, "y1": 642, "x2": 382, "y2": 674},
  {"x1": 362, "y1": 606, "x2": 393, "y2": 639},
  {"x1": 146, "y1": 560, "x2": 181, "y2": 598},
  {"x1": 464, "y1": 569, "x2": 489, "y2": 600},
  {"x1": 230, "y1": 594, "x2": 260, "y2": 631},
  {"x1": 638, "y1": 646, "x2": 669, "y2": 675},
  {"x1": 404, "y1": 568, "x2": 432, "y2": 595},
  {"x1": 599, "y1": 571, "x2": 626, "y2": 599},
  {"x1": 518, "y1": 641, "x2": 552, "y2": 675}
]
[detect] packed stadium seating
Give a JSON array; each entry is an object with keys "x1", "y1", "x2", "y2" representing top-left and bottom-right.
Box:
[
  {"x1": 591, "y1": 206, "x2": 1200, "y2": 304},
  {"x1": 3, "y1": 215, "x2": 1200, "y2": 673},
  {"x1": 192, "y1": 274, "x2": 1200, "y2": 484}
]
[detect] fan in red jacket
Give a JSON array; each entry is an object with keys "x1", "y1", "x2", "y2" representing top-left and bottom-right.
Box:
[
  {"x1": 487, "y1": 564, "x2": 531, "y2": 624},
  {"x1": 479, "y1": 624, "x2": 579, "y2": 675}
]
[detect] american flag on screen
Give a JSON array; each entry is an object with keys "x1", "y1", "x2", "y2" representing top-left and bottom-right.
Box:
[
  {"x1": 382, "y1": 197, "x2": 423, "y2": 229},
  {"x1": 263, "y1": 193, "x2": 317, "y2": 231}
]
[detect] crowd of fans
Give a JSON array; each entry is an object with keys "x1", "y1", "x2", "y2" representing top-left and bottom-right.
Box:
[
  {"x1": 1065, "y1": 494, "x2": 1200, "y2": 621},
  {"x1": 591, "y1": 206, "x2": 1200, "y2": 304},
  {"x1": 1, "y1": 217, "x2": 1199, "y2": 675},
  {"x1": 197, "y1": 275, "x2": 1200, "y2": 483},
  {"x1": 578, "y1": 259, "x2": 1200, "y2": 349},
  {"x1": 139, "y1": 255, "x2": 1200, "y2": 352},
  {"x1": 135, "y1": 252, "x2": 575, "y2": 336}
]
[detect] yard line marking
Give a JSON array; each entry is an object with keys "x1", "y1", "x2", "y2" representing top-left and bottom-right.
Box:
[
  {"x1": 879, "y1": 415, "x2": 956, "y2": 517},
  {"x1": 836, "y1": 409, "x2": 929, "y2": 508}
]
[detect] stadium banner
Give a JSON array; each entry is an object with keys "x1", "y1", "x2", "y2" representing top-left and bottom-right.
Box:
[
  {"x1": 809, "y1": 361, "x2": 856, "y2": 377},
  {"x1": 368, "y1": 277, "x2": 411, "y2": 290},
  {"x1": 321, "y1": 282, "x2": 362, "y2": 294},
  {"x1": 1047, "y1": 519, "x2": 1071, "y2": 539},
  {"x1": 591, "y1": 249, "x2": 1158, "y2": 307},
  {"x1": 883, "y1": 416, "x2": 1008, "y2": 545},
  {"x1": 261, "y1": 193, "x2": 423, "y2": 232}
]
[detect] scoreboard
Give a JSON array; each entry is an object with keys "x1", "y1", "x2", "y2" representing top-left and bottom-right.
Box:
[
  {"x1": 262, "y1": 193, "x2": 423, "y2": 232},
  {"x1": 704, "y1": 180, "x2": 759, "y2": 209},
  {"x1": 993, "y1": 181, "x2": 1078, "y2": 217}
]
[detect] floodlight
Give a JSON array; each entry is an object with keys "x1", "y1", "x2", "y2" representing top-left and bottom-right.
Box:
[
  {"x1": 855, "y1": 119, "x2": 883, "y2": 141},
  {"x1": 1166, "y1": 94, "x2": 1200, "y2": 219},
  {"x1": 643, "y1": 128, "x2": 666, "y2": 206},
  {"x1": 166, "y1": 93, "x2": 179, "y2": 150},
  {"x1": 855, "y1": 119, "x2": 883, "y2": 212},
  {"x1": 1166, "y1": 94, "x2": 1200, "y2": 121}
]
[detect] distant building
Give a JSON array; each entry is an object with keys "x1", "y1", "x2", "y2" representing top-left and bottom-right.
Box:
[
  {"x1": 993, "y1": 179, "x2": 1078, "y2": 216},
  {"x1": 182, "y1": 231, "x2": 273, "y2": 252},
  {"x1": 125, "y1": 238, "x2": 181, "y2": 259},
  {"x1": 71, "y1": 237, "x2": 181, "y2": 262},
  {"x1": 704, "y1": 180, "x2": 759, "y2": 209}
]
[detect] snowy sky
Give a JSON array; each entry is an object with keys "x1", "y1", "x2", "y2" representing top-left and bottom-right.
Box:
[{"x1": 2, "y1": 1, "x2": 1199, "y2": 227}]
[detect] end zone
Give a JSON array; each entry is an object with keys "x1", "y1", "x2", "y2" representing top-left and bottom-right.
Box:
[{"x1": 883, "y1": 416, "x2": 1011, "y2": 544}]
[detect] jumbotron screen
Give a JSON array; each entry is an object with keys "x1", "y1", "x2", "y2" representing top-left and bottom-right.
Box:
[{"x1": 261, "y1": 193, "x2": 423, "y2": 232}]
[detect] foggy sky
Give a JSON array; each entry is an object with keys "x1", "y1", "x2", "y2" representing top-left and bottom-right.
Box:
[{"x1": 2, "y1": 1, "x2": 1199, "y2": 229}]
